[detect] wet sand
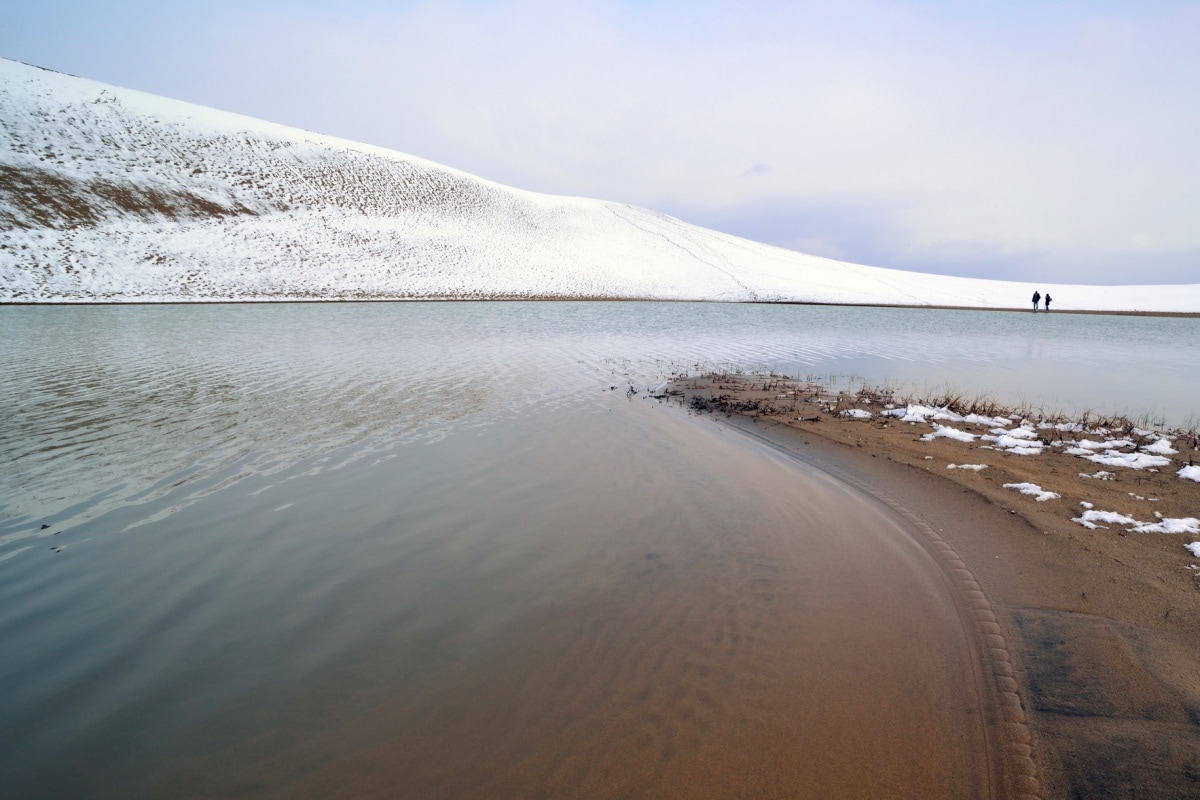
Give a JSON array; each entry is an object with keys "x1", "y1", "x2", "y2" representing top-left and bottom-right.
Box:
[
  {"x1": 69, "y1": 400, "x2": 1010, "y2": 800},
  {"x1": 677, "y1": 374, "x2": 1200, "y2": 799}
]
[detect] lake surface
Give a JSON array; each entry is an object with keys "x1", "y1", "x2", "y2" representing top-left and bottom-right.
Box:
[{"x1": 1, "y1": 302, "x2": 1196, "y2": 798}]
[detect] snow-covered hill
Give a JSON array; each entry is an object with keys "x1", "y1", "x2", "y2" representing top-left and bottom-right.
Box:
[{"x1": 1, "y1": 58, "x2": 1197, "y2": 311}]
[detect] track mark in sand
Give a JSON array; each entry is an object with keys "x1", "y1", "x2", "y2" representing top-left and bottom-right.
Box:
[
  {"x1": 605, "y1": 204, "x2": 760, "y2": 300},
  {"x1": 726, "y1": 420, "x2": 1045, "y2": 800},
  {"x1": 828, "y1": 477, "x2": 1044, "y2": 799}
]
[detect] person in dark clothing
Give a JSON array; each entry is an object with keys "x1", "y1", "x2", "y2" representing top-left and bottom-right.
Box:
[
  {"x1": 1045, "y1": 294, "x2": 1052, "y2": 311},
  {"x1": 1032, "y1": 290, "x2": 1041, "y2": 311}
]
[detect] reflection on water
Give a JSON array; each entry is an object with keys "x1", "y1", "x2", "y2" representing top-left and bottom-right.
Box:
[
  {"x1": 0, "y1": 390, "x2": 991, "y2": 799},
  {"x1": 2, "y1": 302, "x2": 1196, "y2": 545},
  {"x1": 0, "y1": 301, "x2": 1195, "y2": 797}
]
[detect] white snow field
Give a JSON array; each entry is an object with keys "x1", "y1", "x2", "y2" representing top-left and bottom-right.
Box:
[{"x1": 3, "y1": 57, "x2": 1200, "y2": 308}]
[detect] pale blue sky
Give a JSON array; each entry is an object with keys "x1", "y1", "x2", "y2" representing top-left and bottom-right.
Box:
[{"x1": 3, "y1": 0, "x2": 1199, "y2": 284}]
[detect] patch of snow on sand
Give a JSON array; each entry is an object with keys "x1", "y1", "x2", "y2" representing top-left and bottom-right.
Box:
[
  {"x1": 1141, "y1": 439, "x2": 1178, "y2": 455},
  {"x1": 948, "y1": 464, "x2": 988, "y2": 471},
  {"x1": 1073, "y1": 509, "x2": 1139, "y2": 529},
  {"x1": 1069, "y1": 438, "x2": 1134, "y2": 451},
  {"x1": 1187, "y1": 542, "x2": 1200, "y2": 557},
  {"x1": 841, "y1": 409, "x2": 872, "y2": 419},
  {"x1": 1072, "y1": 509, "x2": 1200, "y2": 534},
  {"x1": 885, "y1": 405, "x2": 962, "y2": 424},
  {"x1": 1180, "y1": 465, "x2": 1200, "y2": 483},
  {"x1": 991, "y1": 426, "x2": 1038, "y2": 439},
  {"x1": 920, "y1": 423, "x2": 976, "y2": 443},
  {"x1": 1081, "y1": 451, "x2": 1171, "y2": 470},
  {"x1": 1133, "y1": 518, "x2": 1200, "y2": 534},
  {"x1": 982, "y1": 433, "x2": 1045, "y2": 455},
  {"x1": 1079, "y1": 470, "x2": 1116, "y2": 480},
  {"x1": 1004, "y1": 482, "x2": 1060, "y2": 502},
  {"x1": 962, "y1": 414, "x2": 1010, "y2": 427}
]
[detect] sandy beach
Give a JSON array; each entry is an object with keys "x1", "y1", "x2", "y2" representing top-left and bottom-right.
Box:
[{"x1": 676, "y1": 373, "x2": 1200, "y2": 800}]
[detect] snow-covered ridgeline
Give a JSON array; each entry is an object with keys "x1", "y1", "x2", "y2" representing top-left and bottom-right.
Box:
[{"x1": 2, "y1": 57, "x2": 1199, "y2": 309}]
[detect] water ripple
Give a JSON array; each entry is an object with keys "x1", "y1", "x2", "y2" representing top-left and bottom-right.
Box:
[{"x1": 1, "y1": 302, "x2": 1196, "y2": 549}]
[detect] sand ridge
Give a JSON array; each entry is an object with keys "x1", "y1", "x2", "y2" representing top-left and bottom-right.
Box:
[{"x1": 673, "y1": 374, "x2": 1200, "y2": 799}]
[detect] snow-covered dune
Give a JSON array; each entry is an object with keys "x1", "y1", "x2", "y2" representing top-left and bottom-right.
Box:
[{"x1": 2, "y1": 58, "x2": 1197, "y2": 310}]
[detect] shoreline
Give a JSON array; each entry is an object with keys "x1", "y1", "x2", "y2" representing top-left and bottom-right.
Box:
[
  {"x1": 674, "y1": 373, "x2": 1200, "y2": 799},
  {"x1": 749, "y1": 300, "x2": 1200, "y2": 319},
  {"x1": 2, "y1": 298, "x2": 1199, "y2": 318}
]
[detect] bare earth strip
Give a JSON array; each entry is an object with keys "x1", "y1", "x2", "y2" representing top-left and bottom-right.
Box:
[{"x1": 674, "y1": 374, "x2": 1200, "y2": 800}]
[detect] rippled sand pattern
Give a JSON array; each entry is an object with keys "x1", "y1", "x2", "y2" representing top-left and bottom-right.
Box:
[
  {"x1": 334, "y1": 415, "x2": 996, "y2": 800},
  {"x1": 28, "y1": 400, "x2": 993, "y2": 799}
]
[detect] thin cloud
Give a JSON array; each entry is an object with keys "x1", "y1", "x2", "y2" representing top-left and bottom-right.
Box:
[{"x1": 741, "y1": 163, "x2": 771, "y2": 178}]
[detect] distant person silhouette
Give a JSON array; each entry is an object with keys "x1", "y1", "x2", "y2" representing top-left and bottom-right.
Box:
[
  {"x1": 1032, "y1": 290, "x2": 1041, "y2": 311},
  {"x1": 1045, "y1": 294, "x2": 1052, "y2": 311}
]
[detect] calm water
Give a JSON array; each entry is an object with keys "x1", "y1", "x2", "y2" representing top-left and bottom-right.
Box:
[
  {"x1": 3, "y1": 302, "x2": 1196, "y2": 544},
  {"x1": 0, "y1": 302, "x2": 1196, "y2": 797}
]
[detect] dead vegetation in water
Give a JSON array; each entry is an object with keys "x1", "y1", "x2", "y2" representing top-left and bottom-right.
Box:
[{"x1": 682, "y1": 371, "x2": 1199, "y2": 447}]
